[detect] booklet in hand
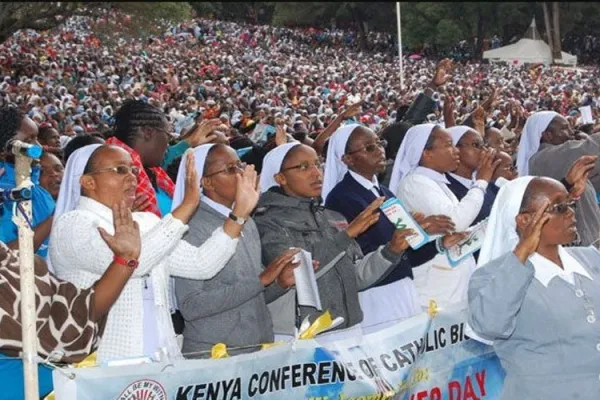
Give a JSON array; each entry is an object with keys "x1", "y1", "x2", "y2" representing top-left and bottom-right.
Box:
[
  {"x1": 445, "y1": 218, "x2": 488, "y2": 267},
  {"x1": 292, "y1": 249, "x2": 322, "y2": 311},
  {"x1": 380, "y1": 197, "x2": 430, "y2": 250}
]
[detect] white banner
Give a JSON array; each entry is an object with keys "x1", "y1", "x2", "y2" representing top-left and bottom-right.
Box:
[{"x1": 53, "y1": 304, "x2": 505, "y2": 399}]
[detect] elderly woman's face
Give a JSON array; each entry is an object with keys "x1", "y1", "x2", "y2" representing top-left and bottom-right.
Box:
[
  {"x1": 277, "y1": 145, "x2": 323, "y2": 199},
  {"x1": 202, "y1": 145, "x2": 242, "y2": 206},
  {"x1": 517, "y1": 179, "x2": 577, "y2": 246},
  {"x1": 80, "y1": 147, "x2": 138, "y2": 208}
]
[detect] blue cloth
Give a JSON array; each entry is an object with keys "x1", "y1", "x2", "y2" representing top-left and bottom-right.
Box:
[
  {"x1": 0, "y1": 162, "x2": 55, "y2": 258},
  {"x1": 325, "y1": 172, "x2": 438, "y2": 289},
  {"x1": 156, "y1": 187, "x2": 172, "y2": 218},
  {"x1": 0, "y1": 353, "x2": 54, "y2": 399},
  {"x1": 445, "y1": 173, "x2": 499, "y2": 261}
]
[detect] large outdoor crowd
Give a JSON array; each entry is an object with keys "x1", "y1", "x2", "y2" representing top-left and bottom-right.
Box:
[{"x1": 2, "y1": 12, "x2": 600, "y2": 400}]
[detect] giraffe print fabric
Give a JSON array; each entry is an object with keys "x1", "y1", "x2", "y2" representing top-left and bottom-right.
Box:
[{"x1": 0, "y1": 242, "x2": 106, "y2": 364}]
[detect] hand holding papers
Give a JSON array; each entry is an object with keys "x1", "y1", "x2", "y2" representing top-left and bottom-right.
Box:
[
  {"x1": 445, "y1": 219, "x2": 489, "y2": 266},
  {"x1": 292, "y1": 249, "x2": 322, "y2": 310}
]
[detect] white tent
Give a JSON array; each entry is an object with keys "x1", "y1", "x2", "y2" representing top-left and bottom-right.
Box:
[{"x1": 483, "y1": 18, "x2": 577, "y2": 66}]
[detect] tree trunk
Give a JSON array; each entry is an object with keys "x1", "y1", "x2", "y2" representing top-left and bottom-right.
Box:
[
  {"x1": 552, "y1": 2, "x2": 562, "y2": 60},
  {"x1": 474, "y1": 8, "x2": 486, "y2": 59},
  {"x1": 543, "y1": 2, "x2": 554, "y2": 51}
]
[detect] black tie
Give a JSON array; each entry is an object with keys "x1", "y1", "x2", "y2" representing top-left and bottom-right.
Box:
[{"x1": 374, "y1": 185, "x2": 385, "y2": 197}]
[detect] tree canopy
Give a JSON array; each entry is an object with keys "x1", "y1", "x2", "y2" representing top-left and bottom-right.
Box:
[{"x1": 0, "y1": 2, "x2": 192, "y2": 44}]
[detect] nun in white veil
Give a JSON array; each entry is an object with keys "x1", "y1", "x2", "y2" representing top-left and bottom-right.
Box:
[
  {"x1": 47, "y1": 144, "x2": 101, "y2": 273},
  {"x1": 390, "y1": 123, "x2": 493, "y2": 307},
  {"x1": 322, "y1": 123, "x2": 423, "y2": 333},
  {"x1": 468, "y1": 176, "x2": 600, "y2": 400},
  {"x1": 516, "y1": 111, "x2": 559, "y2": 176},
  {"x1": 259, "y1": 141, "x2": 301, "y2": 194},
  {"x1": 49, "y1": 144, "x2": 240, "y2": 362}
]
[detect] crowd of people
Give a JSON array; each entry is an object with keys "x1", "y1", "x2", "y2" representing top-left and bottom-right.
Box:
[{"x1": 2, "y1": 12, "x2": 600, "y2": 400}]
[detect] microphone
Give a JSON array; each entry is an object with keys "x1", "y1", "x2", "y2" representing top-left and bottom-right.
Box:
[
  {"x1": 10, "y1": 140, "x2": 43, "y2": 159},
  {"x1": 0, "y1": 187, "x2": 32, "y2": 202}
]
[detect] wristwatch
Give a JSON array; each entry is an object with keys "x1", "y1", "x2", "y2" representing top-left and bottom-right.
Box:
[
  {"x1": 228, "y1": 212, "x2": 246, "y2": 225},
  {"x1": 113, "y1": 255, "x2": 139, "y2": 270}
]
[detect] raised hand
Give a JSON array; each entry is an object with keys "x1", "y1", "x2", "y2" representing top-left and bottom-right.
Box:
[
  {"x1": 341, "y1": 102, "x2": 362, "y2": 119},
  {"x1": 275, "y1": 122, "x2": 288, "y2": 146},
  {"x1": 476, "y1": 148, "x2": 501, "y2": 182},
  {"x1": 432, "y1": 58, "x2": 453, "y2": 88},
  {"x1": 131, "y1": 193, "x2": 152, "y2": 213},
  {"x1": 443, "y1": 96, "x2": 456, "y2": 128},
  {"x1": 471, "y1": 105, "x2": 487, "y2": 135},
  {"x1": 98, "y1": 201, "x2": 141, "y2": 260},
  {"x1": 182, "y1": 151, "x2": 201, "y2": 210},
  {"x1": 514, "y1": 200, "x2": 551, "y2": 263},
  {"x1": 346, "y1": 197, "x2": 385, "y2": 239},
  {"x1": 232, "y1": 164, "x2": 259, "y2": 219},
  {"x1": 260, "y1": 248, "x2": 300, "y2": 286},
  {"x1": 565, "y1": 155, "x2": 597, "y2": 199},
  {"x1": 185, "y1": 118, "x2": 221, "y2": 147}
]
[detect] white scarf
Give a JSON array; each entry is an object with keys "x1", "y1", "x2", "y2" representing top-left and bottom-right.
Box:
[
  {"x1": 171, "y1": 144, "x2": 215, "y2": 211},
  {"x1": 48, "y1": 144, "x2": 102, "y2": 274},
  {"x1": 516, "y1": 111, "x2": 559, "y2": 176},
  {"x1": 478, "y1": 176, "x2": 534, "y2": 266},
  {"x1": 259, "y1": 142, "x2": 300, "y2": 193},
  {"x1": 389, "y1": 123, "x2": 438, "y2": 194},
  {"x1": 447, "y1": 125, "x2": 474, "y2": 145},
  {"x1": 321, "y1": 123, "x2": 361, "y2": 202},
  {"x1": 53, "y1": 144, "x2": 102, "y2": 221}
]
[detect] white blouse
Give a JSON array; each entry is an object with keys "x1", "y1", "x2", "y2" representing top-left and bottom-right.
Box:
[
  {"x1": 50, "y1": 197, "x2": 238, "y2": 362},
  {"x1": 395, "y1": 167, "x2": 486, "y2": 307}
]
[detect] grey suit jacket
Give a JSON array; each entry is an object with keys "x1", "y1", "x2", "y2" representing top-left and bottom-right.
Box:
[
  {"x1": 468, "y1": 247, "x2": 600, "y2": 400},
  {"x1": 175, "y1": 201, "x2": 274, "y2": 358}
]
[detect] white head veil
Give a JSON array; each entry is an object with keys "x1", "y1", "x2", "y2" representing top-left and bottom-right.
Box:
[
  {"x1": 171, "y1": 144, "x2": 215, "y2": 211},
  {"x1": 389, "y1": 123, "x2": 438, "y2": 194},
  {"x1": 321, "y1": 123, "x2": 361, "y2": 202},
  {"x1": 54, "y1": 144, "x2": 102, "y2": 221},
  {"x1": 259, "y1": 142, "x2": 300, "y2": 193},
  {"x1": 477, "y1": 176, "x2": 535, "y2": 266},
  {"x1": 49, "y1": 143, "x2": 101, "y2": 274},
  {"x1": 516, "y1": 111, "x2": 559, "y2": 176},
  {"x1": 447, "y1": 125, "x2": 475, "y2": 145}
]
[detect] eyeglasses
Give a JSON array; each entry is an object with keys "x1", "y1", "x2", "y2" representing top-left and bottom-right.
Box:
[
  {"x1": 546, "y1": 200, "x2": 576, "y2": 215},
  {"x1": 281, "y1": 160, "x2": 324, "y2": 172},
  {"x1": 204, "y1": 161, "x2": 246, "y2": 177},
  {"x1": 457, "y1": 141, "x2": 485, "y2": 150},
  {"x1": 521, "y1": 200, "x2": 576, "y2": 215},
  {"x1": 346, "y1": 139, "x2": 388, "y2": 155},
  {"x1": 86, "y1": 166, "x2": 140, "y2": 177}
]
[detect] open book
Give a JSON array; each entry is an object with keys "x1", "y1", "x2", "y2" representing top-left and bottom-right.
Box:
[{"x1": 380, "y1": 197, "x2": 430, "y2": 250}]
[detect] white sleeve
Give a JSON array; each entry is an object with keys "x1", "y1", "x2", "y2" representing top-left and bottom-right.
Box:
[
  {"x1": 397, "y1": 175, "x2": 486, "y2": 232},
  {"x1": 50, "y1": 212, "x2": 188, "y2": 278},
  {"x1": 167, "y1": 227, "x2": 239, "y2": 280}
]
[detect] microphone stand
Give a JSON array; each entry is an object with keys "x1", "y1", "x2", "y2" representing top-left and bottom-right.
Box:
[{"x1": 11, "y1": 144, "x2": 39, "y2": 400}]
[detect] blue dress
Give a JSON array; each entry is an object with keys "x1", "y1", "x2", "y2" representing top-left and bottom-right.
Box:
[{"x1": 0, "y1": 162, "x2": 55, "y2": 258}]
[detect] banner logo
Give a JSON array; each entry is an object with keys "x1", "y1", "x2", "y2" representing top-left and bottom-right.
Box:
[{"x1": 118, "y1": 379, "x2": 167, "y2": 400}]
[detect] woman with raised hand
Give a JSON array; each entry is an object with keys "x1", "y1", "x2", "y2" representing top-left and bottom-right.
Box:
[
  {"x1": 323, "y1": 123, "x2": 458, "y2": 333},
  {"x1": 389, "y1": 123, "x2": 500, "y2": 307},
  {"x1": 49, "y1": 144, "x2": 258, "y2": 362},
  {"x1": 172, "y1": 143, "x2": 300, "y2": 358},
  {"x1": 468, "y1": 174, "x2": 600, "y2": 400}
]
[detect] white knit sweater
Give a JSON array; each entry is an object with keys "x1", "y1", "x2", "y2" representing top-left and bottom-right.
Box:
[{"x1": 49, "y1": 197, "x2": 239, "y2": 362}]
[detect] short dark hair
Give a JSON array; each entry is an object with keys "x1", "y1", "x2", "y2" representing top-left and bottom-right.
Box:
[{"x1": 0, "y1": 106, "x2": 23, "y2": 150}]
